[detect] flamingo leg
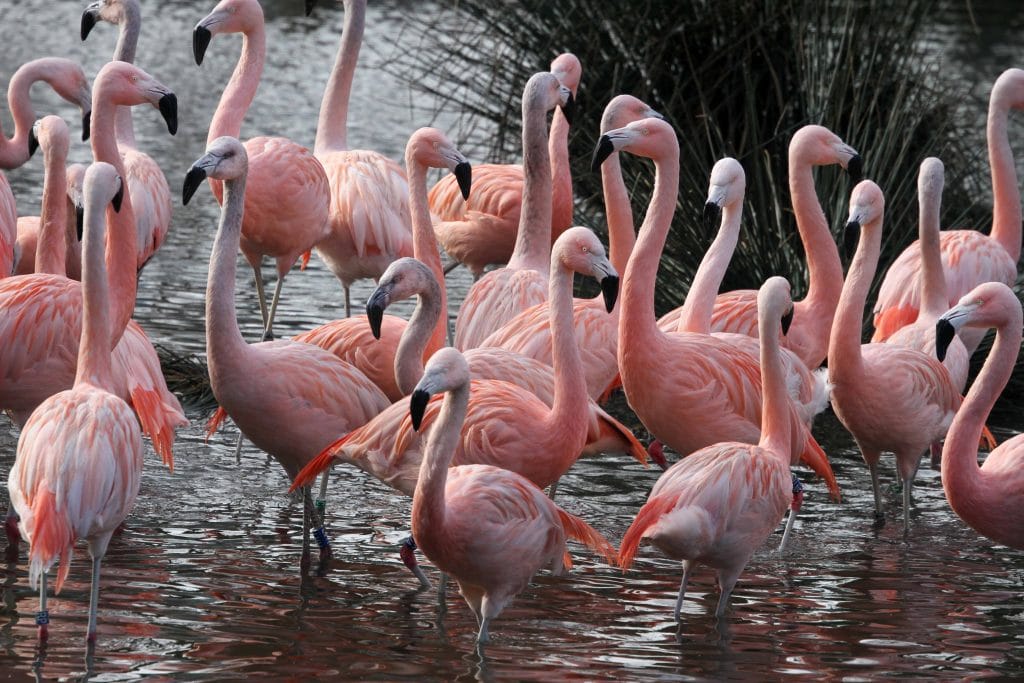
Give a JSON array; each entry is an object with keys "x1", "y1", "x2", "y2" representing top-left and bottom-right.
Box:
[
  {"x1": 343, "y1": 285, "x2": 351, "y2": 318},
  {"x1": 476, "y1": 595, "x2": 498, "y2": 644},
  {"x1": 442, "y1": 259, "x2": 460, "y2": 275},
  {"x1": 261, "y1": 273, "x2": 286, "y2": 342},
  {"x1": 546, "y1": 479, "x2": 559, "y2": 501},
  {"x1": 867, "y1": 459, "x2": 883, "y2": 522},
  {"x1": 673, "y1": 560, "x2": 692, "y2": 622},
  {"x1": 902, "y1": 477, "x2": 913, "y2": 532},
  {"x1": 303, "y1": 488, "x2": 332, "y2": 564},
  {"x1": 37, "y1": 570, "x2": 49, "y2": 642},
  {"x1": 300, "y1": 486, "x2": 312, "y2": 573},
  {"x1": 437, "y1": 572, "x2": 448, "y2": 613},
  {"x1": 233, "y1": 431, "x2": 244, "y2": 465},
  {"x1": 778, "y1": 509, "x2": 798, "y2": 554},
  {"x1": 316, "y1": 466, "x2": 331, "y2": 517},
  {"x1": 4, "y1": 505, "x2": 20, "y2": 547},
  {"x1": 251, "y1": 261, "x2": 270, "y2": 334},
  {"x1": 778, "y1": 473, "x2": 804, "y2": 553},
  {"x1": 86, "y1": 556, "x2": 102, "y2": 643},
  {"x1": 714, "y1": 564, "x2": 744, "y2": 618}
]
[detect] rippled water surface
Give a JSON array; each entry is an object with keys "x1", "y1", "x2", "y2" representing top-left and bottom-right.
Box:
[{"x1": 2, "y1": 0, "x2": 1024, "y2": 680}]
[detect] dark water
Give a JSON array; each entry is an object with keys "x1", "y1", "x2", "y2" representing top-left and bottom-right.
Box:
[{"x1": 1, "y1": 0, "x2": 1023, "y2": 680}]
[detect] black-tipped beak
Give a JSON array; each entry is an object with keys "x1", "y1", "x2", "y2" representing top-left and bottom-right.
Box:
[
  {"x1": 560, "y1": 92, "x2": 575, "y2": 126},
  {"x1": 81, "y1": 10, "x2": 98, "y2": 41},
  {"x1": 365, "y1": 288, "x2": 389, "y2": 340},
  {"x1": 843, "y1": 220, "x2": 860, "y2": 260},
  {"x1": 600, "y1": 274, "x2": 619, "y2": 313},
  {"x1": 454, "y1": 161, "x2": 472, "y2": 200},
  {"x1": 182, "y1": 166, "x2": 207, "y2": 205},
  {"x1": 703, "y1": 201, "x2": 721, "y2": 230},
  {"x1": 781, "y1": 309, "x2": 794, "y2": 336},
  {"x1": 111, "y1": 180, "x2": 124, "y2": 213},
  {"x1": 935, "y1": 318, "x2": 956, "y2": 362},
  {"x1": 193, "y1": 25, "x2": 212, "y2": 66},
  {"x1": 305, "y1": 0, "x2": 317, "y2": 15},
  {"x1": 410, "y1": 389, "x2": 430, "y2": 431},
  {"x1": 159, "y1": 93, "x2": 178, "y2": 135},
  {"x1": 591, "y1": 135, "x2": 614, "y2": 172},
  {"x1": 81, "y1": 111, "x2": 91, "y2": 141},
  {"x1": 75, "y1": 205, "x2": 84, "y2": 241},
  {"x1": 28, "y1": 128, "x2": 39, "y2": 158},
  {"x1": 847, "y1": 154, "x2": 864, "y2": 184}
]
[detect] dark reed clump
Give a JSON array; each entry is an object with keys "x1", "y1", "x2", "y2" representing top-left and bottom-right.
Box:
[{"x1": 155, "y1": 344, "x2": 219, "y2": 417}]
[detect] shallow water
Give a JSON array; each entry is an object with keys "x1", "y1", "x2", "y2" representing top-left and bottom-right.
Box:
[{"x1": 1, "y1": 0, "x2": 1024, "y2": 680}]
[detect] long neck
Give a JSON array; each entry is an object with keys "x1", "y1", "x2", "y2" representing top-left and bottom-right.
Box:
[
  {"x1": 34, "y1": 139, "x2": 69, "y2": 275},
  {"x1": 545, "y1": 260, "x2": 588, "y2": 444},
  {"x1": 506, "y1": 99, "x2": 553, "y2": 274},
  {"x1": 90, "y1": 83, "x2": 138, "y2": 347},
  {"x1": 209, "y1": 26, "x2": 266, "y2": 142},
  {"x1": 412, "y1": 381, "x2": 469, "y2": 541},
  {"x1": 789, "y1": 151, "x2": 843, "y2": 325},
  {"x1": 987, "y1": 99, "x2": 1022, "y2": 261},
  {"x1": 757, "y1": 305, "x2": 791, "y2": 458},
  {"x1": 917, "y1": 181, "x2": 947, "y2": 318},
  {"x1": 677, "y1": 202, "x2": 741, "y2": 334},
  {"x1": 407, "y1": 154, "x2": 448, "y2": 352},
  {"x1": 828, "y1": 222, "x2": 880, "y2": 379},
  {"x1": 549, "y1": 108, "x2": 572, "y2": 231},
  {"x1": 395, "y1": 279, "x2": 443, "y2": 396},
  {"x1": 602, "y1": 151, "x2": 635, "y2": 278},
  {"x1": 942, "y1": 308, "x2": 1021, "y2": 499},
  {"x1": 620, "y1": 155, "x2": 679, "y2": 351},
  {"x1": 315, "y1": 0, "x2": 364, "y2": 154},
  {"x1": 0, "y1": 63, "x2": 44, "y2": 168},
  {"x1": 112, "y1": 6, "x2": 142, "y2": 147},
  {"x1": 206, "y1": 172, "x2": 250, "y2": 366},
  {"x1": 75, "y1": 192, "x2": 114, "y2": 390}
]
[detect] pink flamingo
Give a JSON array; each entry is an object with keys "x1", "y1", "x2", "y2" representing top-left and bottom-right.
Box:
[
  {"x1": 936, "y1": 282, "x2": 1024, "y2": 549},
  {"x1": 194, "y1": 0, "x2": 331, "y2": 340},
  {"x1": 827, "y1": 180, "x2": 960, "y2": 529},
  {"x1": 619, "y1": 276, "x2": 796, "y2": 620},
  {"x1": 184, "y1": 135, "x2": 390, "y2": 565},
  {"x1": 657, "y1": 125, "x2": 860, "y2": 371},
  {"x1": 7, "y1": 162, "x2": 143, "y2": 643},
  {"x1": 81, "y1": 0, "x2": 173, "y2": 272},
  {"x1": 13, "y1": 160, "x2": 84, "y2": 278},
  {"x1": 594, "y1": 118, "x2": 839, "y2": 497},
  {"x1": 476, "y1": 95, "x2": 661, "y2": 401},
  {"x1": 873, "y1": 68, "x2": 1024, "y2": 353},
  {"x1": 406, "y1": 347, "x2": 616, "y2": 645},
  {"x1": 1, "y1": 178, "x2": 17, "y2": 277},
  {"x1": 430, "y1": 53, "x2": 580, "y2": 279},
  {"x1": 453, "y1": 71, "x2": 571, "y2": 349},
  {"x1": 293, "y1": 127, "x2": 471, "y2": 401}
]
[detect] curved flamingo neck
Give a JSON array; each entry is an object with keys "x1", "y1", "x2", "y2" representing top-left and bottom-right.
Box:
[
  {"x1": 507, "y1": 90, "x2": 554, "y2": 275},
  {"x1": 406, "y1": 152, "x2": 448, "y2": 351},
  {"x1": 987, "y1": 99, "x2": 1022, "y2": 262},
  {"x1": 0, "y1": 61, "x2": 53, "y2": 168},
  {"x1": 549, "y1": 108, "x2": 572, "y2": 231},
  {"x1": 315, "y1": 0, "x2": 364, "y2": 154},
  {"x1": 545, "y1": 257, "x2": 588, "y2": 445},
  {"x1": 677, "y1": 202, "x2": 741, "y2": 334},
  {"x1": 110, "y1": 3, "x2": 142, "y2": 147},
  {"x1": 601, "y1": 151, "x2": 635, "y2": 280},
  {"x1": 412, "y1": 378, "x2": 470, "y2": 540},
  {"x1": 205, "y1": 171, "x2": 251, "y2": 373},
  {"x1": 943, "y1": 304, "x2": 1022, "y2": 506},
  {"x1": 395, "y1": 273, "x2": 443, "y2": 396},
  {"x1": 917, "y1": 177, "x2": 947, "y2": 318},
  {"x1": 828, "y1": 219, "x2": 882, "y2": 380},
  {"x1": 34, "y1": 135, "x2": 70, "y2": 276},
  {"x1": 209, "y1": 24, "x2": 266, "y2": 143},
  {"x1": 75, "y1": 185, "x2": 114, "y2": 391},
  {"x1": 757, "y1": 296, "x2": 791, "y2": 458}
]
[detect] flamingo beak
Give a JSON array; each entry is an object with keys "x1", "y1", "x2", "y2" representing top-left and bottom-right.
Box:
[
  {"x1": 409, "y1": 389, "x2": 430, "y2": 432},
  {"x1": 111, "y1": 179, "x2": 124, "y2": 213},
  {"x1": 703, "y1": 201, "x2": 721, "y2": 230},
  {"x1": 781, "y1": 308, "x2": 794, "y2": 336},
  {"x1": 28, "y1": 127, "x2": 39, "y2": 158},
  {"x1": 560, "y1": 92, "x2": 575, "y2": 126},
  {"x1": 81, "y1": 7, "x2": 99, "y2": 40},
  {"x1": 454, "y1": 161, "x2": 472, "y2": 200},
  {"x1": 846, "y1": 154, "x2": 864, "y2": 183},
  {"x1": 935, "y1": 318, "x2": 955, "y2": 362},
  {"x1": 365, "y1": 287, "x2": 390, "y2": 340},
  {"x1": 591, "y1": 135, "x2": 614, "y2": 172},
  {"x1": 81, "y1": 111, "x2": 91, "y2": 142},
  {"x1": 75, "y1": 205, "x2": 85, "y2": 241},
  {"x1": 159, "y1": 93, "x2": 178, "y2": 135},
  {"x1": 600, "y1": 274, "x2": 619, "y2": 313},
  {"x1": 193, "y1": 25, "x2": 213, "y2": 66},
  {"x1": 843, "y1": 220, "x2": 860, "y2": 260},
  {"x1": 182, "y1": 166, "x2": 208, "y2": 206}
]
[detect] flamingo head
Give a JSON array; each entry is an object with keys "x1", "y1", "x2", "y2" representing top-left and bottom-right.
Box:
[
  {"x1": 790, "y1": 125, "x2": 863, "y2": 182},
  {"x1": 524, "y1": 72, "x2": 573, "y2": 127},
  {"x1": 93, "y1": 61, "x2": 177, "y2": 135},
  {"x1": 194, "y1": 0, "x2": 265, "y2": 65},
  {"x1": 553, "y1": 226, "x2": 619, "y2": 313},
  {"x1": 408, "y1": 127, "x2": 472, "y2": 200},
  {"x1": 27, "y1": 116, "x2": 70, "y2": 169},
  {"x1": 26, "y1": 58, "x2": 92, "y2": 142},
  {"x1": 367, "y1": 258, "x2": 440, "y2": 340},
  {"x1": 84, "y1": 162, "x2": 124, "y2": 215},
  {"x1": 601, "y1": 95, "x2": 663, "y2": 135},
  {"x1": 550, "y1": 53, "x2": 581, "y2": 124},
  {"x1": 591, "y1": 117, "x2": 677, "y2": 172},
  {"x1": 82, "y1": 0, "x2": 139, "y2": 41},
  {"x1": 758, "y1": 276, "x2": 794, "y2": 339},
  {"x1": 991, "y1": 68, "x2": 1024, "y2": 112},
  {"x1": 843, "y1": 179, "x2": 884, "y2": 260},
  {"x1": 183, "y1": 135, "x2": 248, "y2": 205},
  {"x1": 67, "y1": 163, "x2": 89, "y2": 241},
  {"x1": 936, "y1": 282, "x2": 1022, "y2": 362},
  {"x1": 410, "y1": 348, "x2": 471, "y2": 432},
  {"x1": 704, "y1": 157, "x2": 746, "y2": 228}
]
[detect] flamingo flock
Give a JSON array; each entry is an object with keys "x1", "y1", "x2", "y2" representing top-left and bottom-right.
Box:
[{"x1": 0, "y1": 0, "x2": 1022, "y2": 655}]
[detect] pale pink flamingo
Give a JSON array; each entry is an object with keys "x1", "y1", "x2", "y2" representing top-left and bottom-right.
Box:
[
  {"x1": 936, "y1": 282, "x2": 1024, "y2": 549},
  {"x1": 595, "y1": 118, "x2": 839, "y2": 497},
  {"x1": 13, "y1": 160, "x2": 84, "y2": 278},
  {"x1": 405, "y1": 347, "x2": 615, "y2": 644},
  {"x1": 657, "y1": 125, "x2": 860, "y2": 371},
  {"x1": 194, "y1": 0, "x2": 331, "y2": 340},
  {"x1": 184, "y1": 135, "x2": 390, "y2": 566},
  {"x1": 453, "y1": 72, "x2": 571, "y2": 349},
  {"x1": 7, "y1": 162, "x2": 143, "y2": 643},
  {"x1": 1, "y1": 177, "x2": 17, "y2": 277},
  {"x1": 827, "y1": 180, "x2": 960, "y2": 529},
  {"x1": 430, "y1": 53, "x2": 580, "y2": 279},
  {"x1": 618, "y1": 276, "x2": 796, "y2": 620},
  {"x1": 308, "y1": 0, "x2": 419, "y2": 318},
  {"x1": 873, "y1": 68, "x2": 1024, "y2": 353},
  {"x1": 81, "y1": 0, "x2": 174, "y2": 272},
  {"x1": 476, "y1": 95, "x2": 660, "y2": 401}
]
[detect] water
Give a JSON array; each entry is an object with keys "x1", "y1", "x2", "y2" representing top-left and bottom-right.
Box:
[{"x1": 1, "y1": 0, "x2": 1023, "y2": 680}]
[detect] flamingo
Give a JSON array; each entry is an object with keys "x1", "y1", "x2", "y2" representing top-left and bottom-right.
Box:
[
  {"x1": 405, "y1": 347, "x2": 615, "y2": 645},
  {"x1": 476, "y1": 95, "x2": 661, "y2": 401},
  {"x1": 453, "y1": 71, "x2": 571, "y2": 349},
  {"x1": 183, "y1": 135, "x2": 390, "y2": 567},
  {"x1": 13, "y1": 160, "x2": 84, "y2": 278},
  {"x1": 7, "y1": 162, "x2": 143, "y2": 643},
  {"x1": 827, "y1": 180, "x2": 960, "y2": 529},
  {"x1": 656, "y1": 125, "x2": 861, "y2": 371},
  {"x1": 619, "y1": 276, "x2": 796, "y2": 620},
  {"x1": 594, "y1": 118, "x2": 839, "y2": 497},
  {"x1": 80, "y1": 0, "x2": 174, "y2": 272},
  {"x1": 872, "y1": 68, "x2": 1024, "y2": 354},
  {"x1": 194, "y1": 0, "x2": 331, "y2": 340},
  {"x1": 430, "y1": 53, "x2": 581, "y2": 279},
  {"x1": 936, "y1": 282, "x2": 1024, "y2": 549}
]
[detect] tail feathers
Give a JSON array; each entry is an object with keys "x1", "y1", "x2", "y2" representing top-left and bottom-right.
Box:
[
  {"x1": 27, "y1": 488, "x2": 76, "y2": 593},
  {"x1": 618, "y1": 493, "x2": 678, "y2": 569},
  {"x1": 871, "y1": 305, "x2": 917, "y2": 342},
  {"x1": 597, "y1": 373, "x2": 622, "y2": 404},
  {"x1": 586, "y1": 410, "x2": 649, "y2": 467},
  {"x1": 289, "y1": 432, "x2": 356, "y2": 493},
  {"x1": 800, "y1": 433, "x2": 841, "y2": 502},
  {"x1": 556, "y1": 508, "x2": 617, "y2": 566},
  {"x1": 130, "y1": 387, "x2": 186, "y2": 472},
  {"x1": 205, "y1": 406, "x2": 229, "y2": 443},
  {"x1": 300, "y1": 249, "x2": 311, "y2": 270}
]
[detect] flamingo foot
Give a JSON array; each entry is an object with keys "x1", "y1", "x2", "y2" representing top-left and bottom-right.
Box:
[{"x1": 400, "y1": 536, "x2": 431, "y2": 588}]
